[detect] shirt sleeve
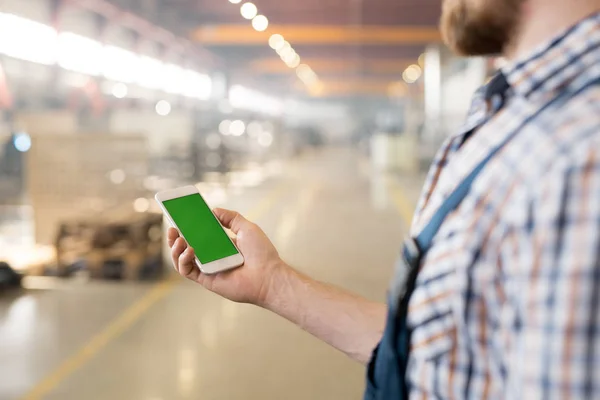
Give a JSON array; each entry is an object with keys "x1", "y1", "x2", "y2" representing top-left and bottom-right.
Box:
[{"x1": 511, "y1": 144, "x2": 600, "y2": 399}]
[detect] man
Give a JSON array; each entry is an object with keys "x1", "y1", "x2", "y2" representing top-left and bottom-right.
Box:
[{"x1": 169, "y1": 0, "x2": 600, "y2": 397}]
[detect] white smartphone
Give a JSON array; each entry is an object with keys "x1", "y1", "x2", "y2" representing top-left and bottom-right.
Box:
[{"x1": 155, "y1": 185, "x2": 244, "y2": 275}]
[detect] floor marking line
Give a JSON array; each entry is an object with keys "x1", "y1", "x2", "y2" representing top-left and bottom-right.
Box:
[
  {"x1": 275, "y1": 182, "x2": 320, "y2": 251},
  {"x1": 19, "y1": 183, "x2": 288, "y2": 400},
  {"x1": 244, "y1": 185, "x2": 289, "y2": 221},
  {"x1": 18, "y1": 278, "x2": 178, "y2": 400},
  {"x1": 388, "y1": 179, "x2": 417, "y2": 228}
]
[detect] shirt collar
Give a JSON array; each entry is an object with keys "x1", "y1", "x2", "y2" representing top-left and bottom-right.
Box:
[
  {"x1": 450, "y1": 11, "x2": 600, "y2": 142},
  {"x1": 501, "y1": 11, "x2": 600, "y2": 102}
]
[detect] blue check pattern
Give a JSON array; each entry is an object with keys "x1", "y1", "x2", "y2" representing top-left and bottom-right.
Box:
[{"x1": 404, "y1": 12, "x2": 600, "y2": 399}]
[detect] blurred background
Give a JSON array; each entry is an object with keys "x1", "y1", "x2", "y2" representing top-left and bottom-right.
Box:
[{"x1": 0, "y1": 0, "x2": 500, "y2": 399}]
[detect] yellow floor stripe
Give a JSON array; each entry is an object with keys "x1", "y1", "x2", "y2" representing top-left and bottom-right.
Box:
[
  {"x1": 389, "y1": 181, "x2": 417, "y2": 227},
  {"x1": 19, "y1": 184, "x2": 288, "y2": 400},
  {"x1": 244, "y1": 185, "x2": 289, "y2": 220},
  {"x1": 19, "y1": 278, "x2": 178, "y2": 400}
]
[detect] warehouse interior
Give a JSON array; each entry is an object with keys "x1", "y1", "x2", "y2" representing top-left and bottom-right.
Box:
[{"x1": 0, "y1": 0, "x2": 498, "y2": 398}]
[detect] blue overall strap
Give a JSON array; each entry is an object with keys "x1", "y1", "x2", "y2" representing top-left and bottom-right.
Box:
[{"x1": 415, "y1": 151, "x2": 492, "y2": 251}]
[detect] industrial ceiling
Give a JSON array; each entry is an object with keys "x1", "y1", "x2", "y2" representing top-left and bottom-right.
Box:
[{"x1": 106, "y1": 0, "x2": 443, "y2": 97}]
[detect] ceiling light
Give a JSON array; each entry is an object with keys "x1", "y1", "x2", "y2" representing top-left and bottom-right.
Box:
[
  {"x1": 296, "y1": 64, "x2": 312, "y2": 77},
  {"x1": 219, "y1": 120, "x2": 232, "y2": 135},
  {"x1": 280, "y1": 51, "x2": 296, "y2": 65},
  {"x1": 402, "y1": 64, "x2": 422, "y2": 83},
  {"x1": 269, "y1": 34, "x2": 285, "y2": 50},
  {"x1": 296, "y1": 64, "x2": 318, "y2": 85},
  {"x1": 230, "y1": 120, "x2": 246, "y2": 136},
  {"x1": 229, "y1": 85, "x2": 284, "y2": 115},
  {"x1": 112, "y1": 82, "x2": 128, "y2": 98},
  {"x1": 286, "y1": 54, "x2": 301, "y2": 69},
  {"x1": 276, "y1": 41, "x2": 291, "y2": 56},
  {"x1": 418, "y1": 53, "x2": 426, "y2": 68},
  {"x1": 257, "y1": 131, "x2": 273, "y2": 147},
  {"x1": 155, "y1": 100, "x2": 172, "y2": 116},
  {"x1": 252, "y1": 15, "x2": 269, "y2": 32},
  {"x1": 229, "y1": 0, "x2": 242, "y2": 3},
  {"x1": 308, "y1": 82, "x2": 325, "y2": 96},
  {"x1": 247, "y1": 121, "x2": 262, "y2": 137},
  {"x1": 281, "y1": 49, "x2": 297, "y2": 64},
  {"x1": 240, "y1": 3, "x2": 258, "y2": 20}
]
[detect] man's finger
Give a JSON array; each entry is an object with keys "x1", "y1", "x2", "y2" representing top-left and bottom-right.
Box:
[
  {"x1": 213, "y1": 208, "x2": 247, "y2": 234},
  {"x1": 167, "y1": 228, "x2": 180, "y2": 247},
  {"x1": 171, "y1": 237, "x2": 187, "y2": 272},
  {"x1": 178, "y1": 247, "x2": 200, "y2": 281}
]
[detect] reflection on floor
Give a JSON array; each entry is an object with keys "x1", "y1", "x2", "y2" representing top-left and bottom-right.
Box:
[{"x1": 0, "y1": 148, "x2": 423, "y2": 400}]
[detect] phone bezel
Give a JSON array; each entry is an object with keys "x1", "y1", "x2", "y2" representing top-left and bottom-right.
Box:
[{"x1": 155, "y1": 185, "x2": 244, "y2": 275}]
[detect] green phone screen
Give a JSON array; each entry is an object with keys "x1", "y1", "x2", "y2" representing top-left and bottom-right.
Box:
[{"x1": 163, "y1": 194, "x2": 238, "y2": 264}]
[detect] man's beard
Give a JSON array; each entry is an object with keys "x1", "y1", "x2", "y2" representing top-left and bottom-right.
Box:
[{"x1": 440, "y1": 0, "x2": 523, "y2": 56}]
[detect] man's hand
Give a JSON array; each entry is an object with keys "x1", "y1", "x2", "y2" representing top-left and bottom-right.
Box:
[
  {"x1": 169, "y1": 207, "x2": 386, "y2": 364},
  {"x1": 168, "y1": 208, "x2": 284, "y2": 305}
]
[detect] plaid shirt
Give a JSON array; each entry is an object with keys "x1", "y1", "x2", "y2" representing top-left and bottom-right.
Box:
[{"x1": 405, "y1": 12, "x2": 600, "y2": 399}]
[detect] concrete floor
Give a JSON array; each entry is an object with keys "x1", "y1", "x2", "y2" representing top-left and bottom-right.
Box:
[{"x1": 0, "y1": 148, "x2": 422, "y2": 400}]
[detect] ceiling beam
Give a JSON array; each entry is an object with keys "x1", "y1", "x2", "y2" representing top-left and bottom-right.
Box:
[
  {"x1": 191, "y1": 25, "x2": 441, "y2": 45},
  {"x1": 234, "y1": 76, "x2": 406, "y2": 97},
  {"x1": 248, "y1": 57, "x2": 415, "y2": 74},
  {"x1": 298, "y1": 78, "x2": 408, "y2": 97},
  {"x1": 228, "y1": 73, "x2": 407, "y2": 97}
]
